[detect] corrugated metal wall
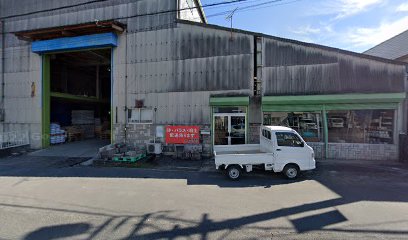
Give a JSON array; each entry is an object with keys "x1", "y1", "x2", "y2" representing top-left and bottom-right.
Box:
[
  {"x1": 1, "y1": 0, "x2": 177, "y2": 48},
  {"x1": 262, "y1": 38, "x2": 406, "y2": 95},
  {"x1": 0, "y1": 0, "x2": 179, "y2": 148},
  {"x1": 0, "y1": 34, "x2": 42, "y2": 147},
  {"x1": 113, "y1": 22, "x2": 254, "y2": 125}
]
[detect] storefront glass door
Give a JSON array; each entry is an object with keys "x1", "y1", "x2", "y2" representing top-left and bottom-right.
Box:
[
  {"x1": 214, "y1": 114, "x2": 246, "y2": 145},
  {"x1": 214, "y1": 116, "x2": 229, "y2": 145}
]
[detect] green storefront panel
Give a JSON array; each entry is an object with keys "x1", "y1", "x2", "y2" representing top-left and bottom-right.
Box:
[
  {"x1": 262, "y1": 103, "x2": 399, "y2": 112},
  {"x1": 262, "y1": 93, "x2": 405, "y2": 112},
  {"x1": 210, "y1": 96, "x2": 250, "y2": 106},
  {"x1": 262, "y1": 93, "x2": 406, "y2": 106},
  {"x1": 325, "y1": 103, "x2": 399, "y2": 110},
  {"x1": 262, "y1": 105, "x2": 323, "y2": 112}
]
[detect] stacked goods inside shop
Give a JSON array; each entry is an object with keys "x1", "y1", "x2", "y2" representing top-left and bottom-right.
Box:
[
  {"x1": 71, "y1": 110, "x2": 95, "y2": 139},
  {"x1": 48, "y1": 49, "x2": 112, "y2": 146},
  {"x1": 65, "y1": 126, "x2": 82, "y2": 142},
  {"x1": 50, "y1": 123, "x2": 66, "y2": 144}
]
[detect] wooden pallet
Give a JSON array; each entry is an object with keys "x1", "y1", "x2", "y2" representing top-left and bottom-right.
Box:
[
  {"x1": 65, "y1": 126, "x2": 83, "y2": 142},
  {"x1": 113, "y1": 154, "x2": 146, "y2": 163},
  {"x1": 67, "y1": 133, "x2": 82, "y2": 142}
]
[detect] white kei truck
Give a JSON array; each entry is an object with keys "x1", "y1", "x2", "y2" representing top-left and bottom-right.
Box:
[{"x1": 214, "y1": 126, "x2": 316, "y2": 180}]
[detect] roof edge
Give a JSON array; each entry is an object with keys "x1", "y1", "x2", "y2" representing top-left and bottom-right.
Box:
[
  {"x1": 363, "y1": 29, "x2": 408, "y2": 55},
  {"x1": 193, "y1": 0, "x2": 207, "y2": 24},
  {"x1": 176, "y1": 19, "x2": 407, "y2": 66}
]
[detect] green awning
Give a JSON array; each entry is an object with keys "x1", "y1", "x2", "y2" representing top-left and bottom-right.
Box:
[
  {"x1": 262, "y1": 103, "x2": 399, "y2": 112},
  {"x1": 263, "y1": 93, "x2": 406, "y2": 105},
  {"x1": 210, "y1": 96, "x2": 250, "y2": 106},
  {"x1": 262, "y1": 93, "x2": 405, "y2": 112}
]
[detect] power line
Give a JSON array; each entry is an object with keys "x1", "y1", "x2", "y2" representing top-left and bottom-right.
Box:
[
  {"x1": 203, "y1": 0, "x2": 269, "y2": 9},
  {"x1": 205, "y1": 0, "x2": 299, "y2": 19},
  {"x1": 0, "y1": 0, "x2": 300, "y2": 35},
  {"x1": 0, "y1": 0, "x2": 254, "y2": 21},
  {"x1": 114, "y1": 0, "x2": 260, "y2": 21},
  {"x1": 0, "y1": 0, "x2": 259, "y2": 34},
  {"x1": 231, "y1": 0, "x2": 302, "y2": 13},
  {"x1": 0, "y1": 0, "x2": 110, "y2": 20}
]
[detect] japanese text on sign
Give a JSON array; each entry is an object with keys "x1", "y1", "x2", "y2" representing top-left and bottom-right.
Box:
[{"x1": 166, "y1": 126, "x2": 200, "y2": 144}]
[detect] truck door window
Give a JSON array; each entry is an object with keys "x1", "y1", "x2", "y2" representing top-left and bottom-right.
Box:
[
  {"x1": 276, "y1": 132, "x2": 303, "y2": 147},
  {"x1": 266, "y1": 131, "x2": 271, "y2": 140},
  {"x1": 262, "y1": 129, "x2": 271, "y2": 140}
]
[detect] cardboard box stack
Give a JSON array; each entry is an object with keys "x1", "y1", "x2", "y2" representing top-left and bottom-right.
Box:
[{"x1": 71, "y1": 110, "x2": 95, "y2": 139}]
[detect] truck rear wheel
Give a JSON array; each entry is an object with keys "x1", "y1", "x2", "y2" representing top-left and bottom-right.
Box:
[
  {"x1": 283, "y1": 164, "x2": 299, "y2": 179},
  {"x1": 227, "y1": 165, "x2": 241, "y2": 180}
]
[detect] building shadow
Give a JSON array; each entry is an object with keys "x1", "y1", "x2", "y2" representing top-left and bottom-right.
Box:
[{"x1": 23, "y1": 223, "x2": 91, "y2": 240}]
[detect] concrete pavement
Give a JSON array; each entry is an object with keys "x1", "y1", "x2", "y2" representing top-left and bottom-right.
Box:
[
  {"x1": 28, "y1": 139, "x2": 109, "y2": 158},
  {"x1": 0, "y1": 155, "x2": 407, "y2": 239}
]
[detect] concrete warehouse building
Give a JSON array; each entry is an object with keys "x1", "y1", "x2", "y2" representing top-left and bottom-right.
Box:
[{"x1": 0, "y1": 0, "x2": 406, "y2": 160}]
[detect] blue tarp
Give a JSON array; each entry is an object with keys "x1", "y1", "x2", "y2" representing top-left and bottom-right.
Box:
[{"x1": 32, "y1": 32, "x2": 118, "y2": 53}]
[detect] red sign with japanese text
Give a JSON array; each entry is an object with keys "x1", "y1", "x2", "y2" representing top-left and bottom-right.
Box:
[{"x1": 165, "y1": 126, "x2": 200, "y2": 144}]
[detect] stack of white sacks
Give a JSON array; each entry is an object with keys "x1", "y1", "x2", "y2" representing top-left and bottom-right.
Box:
[{"x1": 50, "y1": 123, "x2": 66, "y2": 144}]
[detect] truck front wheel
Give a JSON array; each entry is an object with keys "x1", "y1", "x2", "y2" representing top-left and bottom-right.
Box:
[
  {"x1": 283, "y1": 164, "x2": 299, "y2": 179},
  {"x1": 227, "y1": 165, "x2": 241, "y2": 180}
]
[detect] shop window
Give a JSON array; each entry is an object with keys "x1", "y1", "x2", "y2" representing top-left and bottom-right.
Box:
[
  {"x1": 327, "y1": 110, "x2": 394, "y2": 144},
  {"x1": 276, "y1": 132, "x2": 303, "y2": 147},
  {"x1": 263, "y1": 112, "x2": 323, "y2": 142}
]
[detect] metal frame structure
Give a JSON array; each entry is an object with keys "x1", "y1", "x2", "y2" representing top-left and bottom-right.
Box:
[{"x1": 0, "y1": 131, "x2": 29, "y2": 150}]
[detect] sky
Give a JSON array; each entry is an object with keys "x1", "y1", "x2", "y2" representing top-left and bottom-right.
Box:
[{"x1": 200, "y1": 0, "x2": 408, "y2": 53}]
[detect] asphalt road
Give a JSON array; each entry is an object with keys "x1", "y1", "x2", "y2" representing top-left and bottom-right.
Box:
[{"x1": 0, "y1": 156, "x2": 407, "y2": 240}]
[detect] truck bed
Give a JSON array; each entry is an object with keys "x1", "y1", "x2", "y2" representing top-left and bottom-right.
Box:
[
  {"x1": 215, "y1": 149, "x2": 265, "y2": 155},
  {"x1": 214, "y1": 144, "x2": 273, "y2": 168}
]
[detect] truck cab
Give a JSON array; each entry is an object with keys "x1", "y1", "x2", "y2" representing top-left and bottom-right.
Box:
[
  {"x1": 261, "y1": 126, "x2": 315, "y2": 173},
  {"x1": 214, "y1": 126, "x2": 316, "y2": 180}
]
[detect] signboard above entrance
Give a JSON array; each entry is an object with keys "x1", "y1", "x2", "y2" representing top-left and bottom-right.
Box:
[{"x1": 166, "y1": 126, "x2": 200, "y2": 144}]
